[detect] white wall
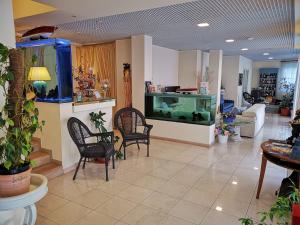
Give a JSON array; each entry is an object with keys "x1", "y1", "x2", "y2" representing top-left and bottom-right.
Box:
[
  {"x1": 252, "y1": 60, "x2": 281, "y2": 89},
  {"x1": 152, "y1": 45, "x2": 179, "y2": 86},
  {"x1": 0, "y1": 0, "x2": 16, "y2": 48},
  {"x1": 222, "y1": 56, "x2": 240, "y2": 103},
  {"x1": 116, "y1": 39, "x2": 131, "y2": 111},
  {"x1": 239, "y1": 55, "x2": 253, "y2": 93},
  {"x1": 201, "y1": 52, "x2": 210, "y2": 81}
]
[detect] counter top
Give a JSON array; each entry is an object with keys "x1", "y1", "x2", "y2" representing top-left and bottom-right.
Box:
[
  {"x1": 145, "y1": 92, "x2": 216, "y2": 99},
  {"x1": 72, "y1": 99, "x2": 116, "y2": 113}
]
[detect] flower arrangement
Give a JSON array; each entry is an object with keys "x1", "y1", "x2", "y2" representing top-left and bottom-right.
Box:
[
  {"x1": 222, "y1": 112, "x2": 236, "y2": 124},
  {"x1": 73, "y1": 65, "x2": 96, "y2": 97},
  {"x1": 215, "y1": 123, "x2": 235, "y2": 136}
]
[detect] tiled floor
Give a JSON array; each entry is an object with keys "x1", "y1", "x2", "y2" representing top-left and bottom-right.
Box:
[{"x1": 36, "y1": 114, "x2": 291, "y2": 225}]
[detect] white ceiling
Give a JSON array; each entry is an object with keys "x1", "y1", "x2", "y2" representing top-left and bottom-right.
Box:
[{"x1": 15, "y1": 0, "x2": 299, "y2": 61}]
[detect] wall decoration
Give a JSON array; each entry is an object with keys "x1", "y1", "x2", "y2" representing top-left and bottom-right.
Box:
[
  {"x1": 123, "y1": 63, "x2": 132, "y2": 107},
  {"x1": 238, "y1": 73, "x2": 243, "y2": 86},
  {"x1": 73, "y1": 65, "x2": 96, "y2": 99}
]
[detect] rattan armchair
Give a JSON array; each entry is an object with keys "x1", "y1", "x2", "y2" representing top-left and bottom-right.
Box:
[
  {"x1": 67, "y1": 117, "x2": 115, "y2": 181},
  {"x1": 114, "y1": 107, "x2": 153, "y2": 159}
]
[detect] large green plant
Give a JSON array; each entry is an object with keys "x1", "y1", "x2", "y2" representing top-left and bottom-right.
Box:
[
  {"x1": 239, "y1": 187, "x2": 300, "y2": 225},
  {"x1": 0, "y1": 43, "x2": 44, "y2": 170},
  {"x1": 89, "y1": 110, "x2": 122, "y2": 159}
]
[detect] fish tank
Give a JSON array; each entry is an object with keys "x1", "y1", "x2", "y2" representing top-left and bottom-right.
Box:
[
  {"x1": 17, "y1": 38, "x2": 73, "y2": 103},
  {"x1": 145, "y1": 93, "x2": 216, "y2": 125}
]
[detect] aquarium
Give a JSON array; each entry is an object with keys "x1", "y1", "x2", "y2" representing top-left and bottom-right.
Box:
[
  {"x1": 145, "y1": 93, "x2": 216, "y2": 125},
  {"x1": 17, "y1": 38, "x2": 73, "y2": 103}
]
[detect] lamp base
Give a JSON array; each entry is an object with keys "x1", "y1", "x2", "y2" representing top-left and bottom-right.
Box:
[{"x1": 33, "y1": 81, "x2": 47, "y2": 98}]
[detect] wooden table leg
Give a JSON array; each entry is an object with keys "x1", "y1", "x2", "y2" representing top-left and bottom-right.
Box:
[{"x1": 256, "y1": 155, "x2": 267, "y2": 199}]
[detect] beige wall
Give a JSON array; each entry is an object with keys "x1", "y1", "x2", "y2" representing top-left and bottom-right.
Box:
[
  {"x1": 116, "y1": 39, "x2": 132, "y2": 111},
  {"x1": 152, "y1": 45, "x2": 179, "y2": 86}
]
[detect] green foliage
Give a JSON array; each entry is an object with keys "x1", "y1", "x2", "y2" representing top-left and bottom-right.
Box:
[
  {"x1": 239, "y1": 186, "x2": 300, "y2": 225},
  {"x1": 89, "y1": 111, "x2": 123, "y2": 160},
  {"x1": 0, "y1": 43, "x2": 44, "y2": 171}
]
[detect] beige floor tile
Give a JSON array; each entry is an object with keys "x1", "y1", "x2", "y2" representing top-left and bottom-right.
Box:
[
  {"x1": 96, "y1": 196, "x2": 137, "y2": 220},
  {"x1": 121, "y1": 205, "x2": 167, "y2": 225},
  {"x1": 36, "y1": 216, "x2": 58, "y2": 225},
  {"x1": 142, "y1": 192, "x2": 179, "y2": 212},
  {"x1": 96, "y1": 179, "x2": 131, "y2": 195},
  {"x1": 74, "y1": 211, "x2": 117, "y2": 225},
  {"x1": 115, "y1": 222, "x2": 129, "y2": 225},
  {"x1": 200, "y1": 209, "x2": 241, "y2": 225},
  {"x1": 46, "y1": 202, "x2": 91, "y2": 225},
  {"x1": 49, "y1": 182, "x2": 92, "y2": 201},
  {"x1": 118, "y1": 186, "x2": 153, "y2": 203},
  {"x1": 134, "y1": 175, "x2": 167, "y2": 191},
  {"x1": 37, "y1": 193, "x2": 69, "y2": 212},
  {"x1": 183, "y1": 188, "x2": 217, "y2": 208},
  {"x1": 73, "y1": 188, "x2": 113, "y2": 209},
  {"x1": 169, "y1": 165, "x2": 206, "y2": 187},
  {"x1": 169, "y1": 200, "x2": 210, "y2": 224},
  {"x1": 212, "y1": 195, "x2": 251, "y2": 218},
  {"x1": 157, "y1": 181, "x2": 190, "y2": 198},
  {"x1": 160, "y1": 216, "x2": 196, "y2": 225}
]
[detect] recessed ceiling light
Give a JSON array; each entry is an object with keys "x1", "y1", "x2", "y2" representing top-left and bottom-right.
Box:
[
  {"x1": 225, "y1": 39, "x2": 235, "y2": 43},
  {"x1": 253, "y1": 167, "x2": 259, "y2": 170},
  {"x1": 268, "y1": 57, "x2": 274, "y2": 60},
  {"x1": 248, "y1": 37, "x2": 254, "y2": 40},
  {"x1": 232, "y1": 181, "x2": 238, "y2": 185},
  {"x1": 263, "y1": 53, "x2": 270, "y2": 56},
  {"x1": 216, "y1": 206, "x2": 223, "y2": 211},
  {"x1": 197, "y1": 23, "x2": 210, "y2": 27},
  {"x1": 241, "y1": 48, "x2": 248, "y2": 51}
]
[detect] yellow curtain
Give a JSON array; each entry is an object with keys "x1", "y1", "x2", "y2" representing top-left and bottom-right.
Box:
[{"x1": 75, "y1": 43, "x2": 116, "y2": 99}]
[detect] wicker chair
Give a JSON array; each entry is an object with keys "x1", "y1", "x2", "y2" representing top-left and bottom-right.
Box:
[
  {"x1": 67, "y1": 117, "x2": 115, "y2": 181},
  {"x1": 243, "y1": 92, "x2": 255, "y2": 105},
  {"x1": 114, "y1": 107, "x2": 153, "y2": 159}
]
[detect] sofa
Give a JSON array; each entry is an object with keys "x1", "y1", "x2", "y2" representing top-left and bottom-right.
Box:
[{"x1": 236, "y1": 104, "x2": 266, "y2": 137}]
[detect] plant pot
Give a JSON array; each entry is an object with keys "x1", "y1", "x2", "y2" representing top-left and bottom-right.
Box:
[
  {"x1": 218, "y1": 134, "x2": 228, "y2": 144},
  {"x1": 280, "y1": 107, "x2": 290, "y2": 116},
  {"x1": 0, "y1": 164, "x2": 32, "y2": 197},
  {"x1": 292, "y1": 204, "x2": 300, "y2": 225},
  {"x1": 94, "y1": 158, "x2": 109, "y2": 164}
]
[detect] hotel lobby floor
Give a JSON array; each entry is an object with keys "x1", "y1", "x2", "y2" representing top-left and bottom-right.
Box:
[{"x1": 36, "y1": 114, "x2": 291, "y2": 225}]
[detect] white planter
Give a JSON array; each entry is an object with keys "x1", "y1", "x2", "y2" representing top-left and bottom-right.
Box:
[{"x1": 218, "y1": 134, "x2": 228, "y2": 144}]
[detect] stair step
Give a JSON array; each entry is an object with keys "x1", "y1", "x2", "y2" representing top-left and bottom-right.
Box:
[
  {"x1": 32, "y1": 162, "x2": 64, "y2": 180},
  {"x1": 31, "y1": 138, "x2": 41, "y2": 152},
  {"x1": 30, "y1": 151, "x2": 51, "y2": 167}
]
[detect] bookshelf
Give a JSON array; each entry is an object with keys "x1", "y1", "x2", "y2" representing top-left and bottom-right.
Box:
[{"x1": 259, "y1": 68, "x2": 279, "y2": 97}]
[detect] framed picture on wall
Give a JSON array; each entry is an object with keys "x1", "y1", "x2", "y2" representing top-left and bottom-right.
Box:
[{"x1": 238, "y1": 73, "x2": 243, "y2": 86}]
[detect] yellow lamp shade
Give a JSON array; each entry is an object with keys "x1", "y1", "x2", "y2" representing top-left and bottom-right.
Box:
[{"x1": 28, "y1": 67, "x2": 51, "y2": 81}]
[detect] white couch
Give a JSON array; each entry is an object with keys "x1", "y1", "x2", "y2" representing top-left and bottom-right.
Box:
[{"x1": 237, "y1": 104, "x2": 266, "y2": 138}]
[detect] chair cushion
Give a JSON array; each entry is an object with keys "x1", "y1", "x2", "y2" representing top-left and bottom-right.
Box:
[
  {"x1": 124, "y1": 133, "x2": 148, "y2": 141},
  {"x1": 82, "y1": 143, "x2": 114, "y2": 158}
]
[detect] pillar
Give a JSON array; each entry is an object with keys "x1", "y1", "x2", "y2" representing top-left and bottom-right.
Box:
[
  {"x1": 131, "y1": 35, "x2": 152, "y2": 112},
  {"x1": 209, "y1": 50, "x2": 223, "y2": 110}
]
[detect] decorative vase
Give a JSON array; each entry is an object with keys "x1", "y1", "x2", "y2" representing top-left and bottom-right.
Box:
[
  {"x1": 0, "y1": 166, "x2": 32, "y2": 197},
  {"x1": 218, "y1": 134, "x2": 228, "y2": 144}
]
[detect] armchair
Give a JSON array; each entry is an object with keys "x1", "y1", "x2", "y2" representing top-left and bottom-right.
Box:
[
  {"x1": 67, "y1": 117, "x2": 115, "y2": 181},
  {"x1": 114, "y1": 107, "x2": 153, "y2": 159}
]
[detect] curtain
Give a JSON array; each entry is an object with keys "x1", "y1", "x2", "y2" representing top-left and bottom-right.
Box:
[
  {"x1": 276, "y1": 62, "x2": 297, "y2": 100},
  {"x1": 293, "y1": 59, "x2": 300, "y2": 118},
  {"x1": 75, "y1": 43, "x2": 116, "y2": 99}
]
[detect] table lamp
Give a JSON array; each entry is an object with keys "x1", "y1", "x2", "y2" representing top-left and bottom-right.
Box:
[{"x1": 28, "y1": 67, "x2": 51, "y2": 98}]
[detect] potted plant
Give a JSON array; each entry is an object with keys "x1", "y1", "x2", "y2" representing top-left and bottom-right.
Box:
[
  {"x1": 215, "y1": 122, "x2": 235, "y2": 144},
  {"x1": 0, "y1": 43, "x2": 44, "y2": 197},
  {"x1": 279, "y1": 78, "x2": 295, "y2": 116},
  {"x1": 239, "y1": 186, "x2": 300, "y2": 225},
  {"x1": 89, "y1": 110, "x2": 122, "y2": 161}
]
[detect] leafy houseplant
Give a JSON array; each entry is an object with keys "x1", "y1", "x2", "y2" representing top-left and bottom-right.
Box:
[
  {"x1": 239, "y1": 186, "x2": 300, "y2": 225},
  {"x1": 89, "y1": 110, "x2": 122, "y2": 160},
  {"x1": 0, "y1": 43, "x2": 44, "y2": 197},
  {"x1": 279, "y1": 78, "x2": 295, "y2": 116}
]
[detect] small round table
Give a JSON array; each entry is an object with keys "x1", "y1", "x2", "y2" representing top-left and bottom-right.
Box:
[
  {"x1": 256, "y1": 141, "x2": 300, "y2": 199},
  {"x1": 0, "y1": 174, "x2": 48, "y2": 225}
]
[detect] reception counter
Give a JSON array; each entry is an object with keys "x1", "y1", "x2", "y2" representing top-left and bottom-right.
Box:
[
  {"x1": 34, "y1": 99, "x2": 116, "y2": 171},
  {"x1": 145, "y1": 93, "x2": 216, "y2": 146}
]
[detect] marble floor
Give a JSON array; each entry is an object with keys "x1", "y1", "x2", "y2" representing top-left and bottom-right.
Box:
[{"x1": 36, "y1": 114, "x2": 292, "y2": 225}]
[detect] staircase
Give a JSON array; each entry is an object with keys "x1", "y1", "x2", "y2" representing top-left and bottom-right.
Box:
[{"x1": 30, "y1": 138, "x2": 64, "y2": 180}]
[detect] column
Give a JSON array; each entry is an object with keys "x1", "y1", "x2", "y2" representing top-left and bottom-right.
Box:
[
  {"x1": 209, "y1": 50, "x2": 223, "y2": 110},
  {"x1": 131, "y1": 35, "x2": 152, "y2": 112}
]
